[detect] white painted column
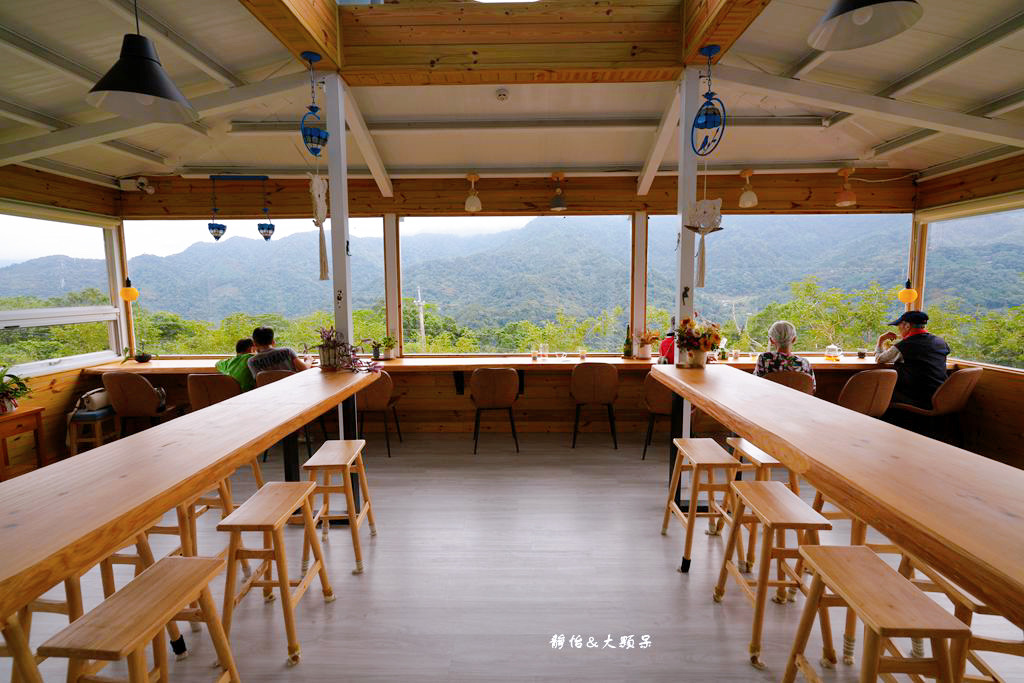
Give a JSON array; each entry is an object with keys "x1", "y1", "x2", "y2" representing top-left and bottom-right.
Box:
[
  {"x1": 676, "y1": 67, "x2": 701, "y2": 438},
  {"x1": 325, "y1": 72, "x2": 354, "y2": 437},
  {"x1": 630, "y1": 211, "x2": 648, "y2": 354},
  {"x1": 325, "y1": 73, "x2": 353, "y2": 345},
  {"x1": 383, "y1": 213, "x2": 401, "y2": 352}
]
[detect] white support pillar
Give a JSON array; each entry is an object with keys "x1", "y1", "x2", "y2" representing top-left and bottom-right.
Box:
[
  {"x1": 677, "y1": 68, "x2": 701, "y2": 437},
  {"x1": 630, "y1": 211, "x2": 648, "y2": 354},
  {"x1": 383, "y1": 213, "x2": 402, "y2": 352},
  {"x1": 325, "y1": 73, "x2": 353, "y2": 345},
  {"x1": 325, "y1": 72, "x2": 354, "y2": 437}
]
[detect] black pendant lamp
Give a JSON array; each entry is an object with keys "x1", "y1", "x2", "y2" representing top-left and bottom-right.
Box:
[
  {"x1": 87, "y1": 0, "x2": 196, "y2": 123},
  {"x1": 808, "y1": 0, "x2": 923, "y2": 52}
]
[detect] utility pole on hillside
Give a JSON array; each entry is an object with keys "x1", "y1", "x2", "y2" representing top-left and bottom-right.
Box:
[{"x1": 415, "y1": 286, "x2": 427, "y2": 352}]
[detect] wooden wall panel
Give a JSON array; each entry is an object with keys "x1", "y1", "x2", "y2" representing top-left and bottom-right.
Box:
[
  {"x1": 339, "y1": 0, "x2": 683, "y2": 86},
  {"x1": 239, "y1": 0, "x2": 341, "y2": 70},
  {"x1": 0, "y1": 166, "x2": 119, "y2": 216},
  {"x1": 915, "y1": 153, "x2": 1024, "y2": 210},
  {"x1": 119, "y1": 170, "x2": 916, "y2": 219},
  {"x1": 954, "y1": 362, "x2": 1024, "y2": 468}
]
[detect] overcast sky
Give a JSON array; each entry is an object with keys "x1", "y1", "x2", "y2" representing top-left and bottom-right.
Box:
[{"x1": 1, "y1": 215, "x2": 536, "y2": 263}]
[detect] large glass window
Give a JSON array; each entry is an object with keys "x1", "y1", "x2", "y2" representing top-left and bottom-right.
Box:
[
  {"x1": 0, "y1": 212, "x2": 120, "y2": 371},
  {"x1": 122, "y1": 218, "x2": 385, "y2": 355},
  {"x1": 647, "y1": 213, "x2": 913, "y2": 353},
  {"x1": 923, "y1": 207, "x2": 1024, "y2": 369},
  {"x1": 399, "y1": 215, "x2": 631, "y2": 354}
]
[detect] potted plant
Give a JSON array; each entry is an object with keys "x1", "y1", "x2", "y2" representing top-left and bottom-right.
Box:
[
  {"x1": 381, "y1": 335, "x2": 397, "y2": 360},
  {"x1": 316, "y1": 326, "x2": 343, "y2": 370},
  {"x1": 634, "y1": 329, "x2": 661, "y2": 360},
  {"x1": 120, "y1": 342, "x2": 157, "y2": 364},
  {"x1": 0, "y1": 366, "x2": 31, "y2": 414},
  {"x1": 363, "y1": 338, "x2": 383, "y2": 360},
  {"x1": 675, "y1": 318, "x2": 722, "y2": 369}
]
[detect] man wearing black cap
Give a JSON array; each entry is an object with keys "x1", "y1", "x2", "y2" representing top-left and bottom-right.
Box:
[{"x1": 874, "y1": 310, "x2": 950, "y2": 409}]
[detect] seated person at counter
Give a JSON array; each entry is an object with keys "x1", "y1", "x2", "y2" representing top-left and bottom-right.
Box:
[
  {"x1": 658, "y1": 329, "x2": 676, "y2": 364},
  {"x1": 215, "y1": 338, "x2": 256, "y2": 391},
  {"x1": 875, "y1": 310, "x2": 950, "y2": 409},
  {"x1": 753, "y1": 320, "x2": 816, "y2": 392},
  {"x1": 247, "y1": 326, "x2": 309, "y2": 376}
]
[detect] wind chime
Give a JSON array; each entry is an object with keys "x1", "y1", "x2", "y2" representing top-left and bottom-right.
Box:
[
  {"x1": 208, "y1": 176, "x2": 226, "y2": 240},
  {"x1": 685, "y1": 45, "x2": 727, "y2": 288},
  {"x1": 300, "y1": 51, "x2": 330, "y2": 280}
]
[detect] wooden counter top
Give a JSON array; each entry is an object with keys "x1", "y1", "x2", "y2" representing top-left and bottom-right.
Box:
[
  {"x1": 651, "y1": 364, "x2": 1024, "y2": 628},
  {"x1": 0, "y1": 368, "x2": 377, "y2": 622},
  {"x1": 84, "y1": 355, "x2": 886, "y2": 375}
]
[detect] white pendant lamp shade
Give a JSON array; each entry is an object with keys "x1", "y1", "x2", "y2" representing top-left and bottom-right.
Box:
[
  {"x1": 87, "y1": 34, "x2": 196, "y2": 123},
  {"x1": 549, "y1": 171, "x2": 567, "y2": 211},
  {"x1": 464, "y1": 173, "x2": 482, "y2": 212},
  {"x1": 835, "y1": 168, "x2": 858, "y2": 207},
  {"x1": 808, "y1": 0, "x2": 923, "y2": 51},
  {"x1": 738, "y1": 169, "x2": 758, "y2": 209}
]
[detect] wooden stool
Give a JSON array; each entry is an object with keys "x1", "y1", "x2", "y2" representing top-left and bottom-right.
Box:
[
  {"x1": 713, "y1": 480, "x2": 832, "y2": 669},
  {"x1": 895, "y1": 551, "x2": 1023, "y2": 682},
  {"x1": 38, "y1": 557, "x2": 239, "y2": 683},
  {"x1": 662, "y1": 438, "x2": 744, "y2": 573},
  {"x1": 302, "y1": 439, "x2": 377, "y2": 575},
  {"x1": 0, "y1": 576, "x2": 84, "y2": 682},
  {"x1": 783, "y1": 545, "x2": 970, "y2": 683},
  {"x1": 218, "y1": 481, "x2": 334, "y2": 666},
  {"x1": 68, "y1": 406, "x2": 120, "y2": 455},
  {"x1": 727, "y1": 437, "x2": 799, "y2": 493}
]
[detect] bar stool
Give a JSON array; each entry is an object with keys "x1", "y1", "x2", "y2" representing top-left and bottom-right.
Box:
[
  {"x1": 469, "y1": 368, "x2": 520, "y2": 454},
  {"x1": 68, "y1": 406, "x2": 119, "y2": 455},
  {"x1": 662, "y1": 438, "x2": 743, "y2": 573},
  {"x1": 570, "y1": 362, "x2": 619, "y2": 449},
  {"x1": 783, "y1": 545, "x2": 970, "y2": 683},
  {"x1": 302, "y1": 439, "x2": 378, "y2": 574},
  {"x1": 727, "y1": 437, "x2": 799, "y2": 493},
  {"x1": 219, "y1": 481, "x2": 334, "y2": 666},
  {"x1": 0, "y1": 575, "x2": 85, "y2": 680},
  {"x1": 38, "y1": 557, "x2": 239, "y2": 683},
  {"x1": 713, "y1": 480, "x2": 832, "y2": 669}
]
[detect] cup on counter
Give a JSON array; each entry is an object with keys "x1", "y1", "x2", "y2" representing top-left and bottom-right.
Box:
[
  {"x1": 579, "y1": 349, "x2": 587, "y2": 360},
  {"x1": 531, "y1": 349, "x2": 539, "y2": 361},
  {"x1": 857, "y1": 350, "x2": 867, "y2": 359}
]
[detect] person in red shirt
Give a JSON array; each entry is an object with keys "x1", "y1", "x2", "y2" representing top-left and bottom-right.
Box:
[{"x1": 659, "y1": 330, "x2": 675, "y2": 364}]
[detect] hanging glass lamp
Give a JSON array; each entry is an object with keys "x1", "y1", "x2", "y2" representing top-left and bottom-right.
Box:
[{"x1": 299, "y1": 52, "x2": 329, "y2": 157}]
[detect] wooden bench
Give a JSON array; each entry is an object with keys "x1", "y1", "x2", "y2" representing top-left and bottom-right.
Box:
[
  {"x1": 303, "y1": 440, "x2": 378, "y2": 575},
  {"x1": 218, "y1": 481, "x2": 334, "y2": 666},
  {"x1": 713, "y1": 480, "x2": 832, "y2": 670},
  {"x1": 37, "y1": 556, "x2": 238, "y2": 683},
  {"x1": 662, "y1": 438, "x2": 744, "y2": 573},
  {"x1": 783, "y1": 545, "x2": 970, "y2": 683}
]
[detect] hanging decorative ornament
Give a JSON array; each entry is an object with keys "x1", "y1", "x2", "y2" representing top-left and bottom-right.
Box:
[
  {"x1": 897, "y1": 278, "x2": 919, "y2": 304},
  {"x1": 258, "y1": 178, "x2": 274, "y2": 241},
  {"x1": 309, "y1": 173, "x2": 329, "y2": 280},
  {"x1": 208, "y1": 176, "x2": 226, "y2": 240},
  {"x1": 835, "y1": 168, "x2": 858, "y2": 207},
  {"x1": 684, "y1": 198, "x2": 723, "y2": 288},
  {"x1": 464, "y1": 173, "x2": 482, "y2": 213},
  {"x1": 738, "y1": 169, "x2": 758, "y2": 209},
  {"x1": 299, "y1": 52, "x2": 329, "y2": 157},
  {"x1": 119, "y1": 277, "x2": 140, "y2": 302},
  {"x1": 690, "y1": 45, "x2": 727, "y2": 158}
]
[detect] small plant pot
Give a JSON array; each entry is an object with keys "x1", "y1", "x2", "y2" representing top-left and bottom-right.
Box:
[
  {"x1": 382, "y1": 349, "x2": 394, "y2": 360},
  {"x1": 134, "y1": 353, "x2": 152, "y2": 363},
  {"x1": 0, "y1": 397, "x2": 18, "y2": 414},
  {"x1": 687, "y1": 350, "x2": 708, "y2": 368},
  {"x1": 636, "y1": 344, "x2": 652, "y2": 360},
  {"x1": 372, "y1": 348, "x2": 381, "y2": 360}
]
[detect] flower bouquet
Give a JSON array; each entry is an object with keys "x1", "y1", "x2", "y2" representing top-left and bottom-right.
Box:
[
  {"x1": 633, "y1": 329, "x2": 661, "y2": 360},
  {"x1": 675, "y1": 318, "x2": 722, "y2": 369}
]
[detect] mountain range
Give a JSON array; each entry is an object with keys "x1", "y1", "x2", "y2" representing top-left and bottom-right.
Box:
[{"x1": 2, "y1": 213, "x2": 1022, "y2": 326}]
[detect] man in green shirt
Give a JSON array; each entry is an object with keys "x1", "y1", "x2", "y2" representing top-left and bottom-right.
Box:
[{"x1": 215, "y1": 338, "x2": 256, "y2": 391}]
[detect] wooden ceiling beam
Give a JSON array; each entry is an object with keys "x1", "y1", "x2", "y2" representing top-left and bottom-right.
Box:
[
  {"x1": 916, "y1": 152, "x2": 1024, "y2": 211},
  {"x1": 239, "y1": 0, "x2": 341, "y2": 71},
  {"x1": 682, "y1": 0, "x2": 772, "y2": 65}
]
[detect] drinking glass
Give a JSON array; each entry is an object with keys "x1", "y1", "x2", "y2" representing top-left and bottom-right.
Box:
[
  {"x1": 540, "y1": 343, "x2": 549, "y2": 358},
  {"x1": 579, "y1": 348, "x2": 587, "y2": 360}
]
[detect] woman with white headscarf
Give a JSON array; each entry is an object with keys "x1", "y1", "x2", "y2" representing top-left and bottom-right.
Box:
[{"x1": 754, "y1": 320, "x2": 816, "y2": 392}]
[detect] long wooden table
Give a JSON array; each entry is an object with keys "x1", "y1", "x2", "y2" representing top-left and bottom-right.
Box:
[
  {"x1": 0, "y1": 368, "x2": 377, "y2": 680},
  {"x1": 651, "y1": 364, "x2": 1024, "y2": 628}
]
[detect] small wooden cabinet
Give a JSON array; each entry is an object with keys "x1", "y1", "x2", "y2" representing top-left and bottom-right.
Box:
[{"x1": 0, "y1": 406, "x2": 46, "y2": 480}]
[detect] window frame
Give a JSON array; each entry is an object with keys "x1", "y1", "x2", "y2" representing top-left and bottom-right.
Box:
[{"x1": 1, "y1": 200, "x2": 126, "y2": 377}]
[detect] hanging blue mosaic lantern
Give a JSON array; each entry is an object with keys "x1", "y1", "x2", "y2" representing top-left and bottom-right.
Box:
[
  {"x1": 257, "y1": 178, "x2": 274, "y2": 240},
  {"x1": 207, "y1": 177, "x2": 226, "y2": 240},
  {"x1": 299, "y1": 52, "x2": 329, "y2": 157},
  {"x1": 690, "y1": 45, "x2": 727, "y2": 157}
]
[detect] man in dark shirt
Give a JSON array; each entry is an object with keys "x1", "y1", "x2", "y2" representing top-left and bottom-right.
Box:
[
  {"x1": 874, "y1": 310, "x2": 950, "y2": 409},
  {"x1": 247, "y1": 326, "x2": 308, "y2": 379}
]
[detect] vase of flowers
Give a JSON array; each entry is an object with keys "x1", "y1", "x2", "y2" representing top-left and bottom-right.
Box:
[
  {"x1": 316, "y1": 326, "x2": 343, "y2": 370},
  {"x1": 675, "y1": 318, "x2": 722, "y2": 369},
  {"x1": 0, "y1": 366, "x2": 30, "y2": 414},
  {"x1": 634, "y1": 329, "x2": 660, "y2": 360}
]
